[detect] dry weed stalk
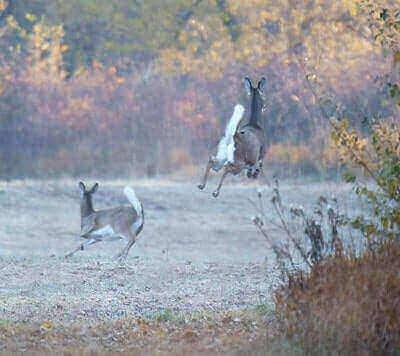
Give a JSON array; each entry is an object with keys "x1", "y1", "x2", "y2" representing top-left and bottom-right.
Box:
[{"x1": 250, "y1": 179, "x2": 350, "y2": 279}]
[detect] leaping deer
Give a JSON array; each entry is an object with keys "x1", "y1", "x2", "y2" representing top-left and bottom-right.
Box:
[
  {"x1": 65, "y1": 182, "x2": 144, "y2": 261},
  {"x1": 198, "y1": 77, "x2": 266, "y2": 197}
]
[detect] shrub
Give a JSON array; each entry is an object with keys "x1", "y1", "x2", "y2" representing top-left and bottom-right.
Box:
[
  {"x1": 274, "y1": 242, "x2": 400, "y2": 354},
  {"x1": 251, "y1": 181, "x2": 354, "y2": 273},
  {"x1": 331, "y1": 118, "x2": 400, "y2": 241}
]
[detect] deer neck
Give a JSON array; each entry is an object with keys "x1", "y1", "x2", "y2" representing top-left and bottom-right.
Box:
[
  {"x1": 80, "y1": 196, "x2": 95, "y2": 218},
  {"x1": 248, "y1": 91, "x2": 263, "y2": 127}
]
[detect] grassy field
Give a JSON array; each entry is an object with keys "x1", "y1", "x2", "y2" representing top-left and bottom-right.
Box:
[{"x1": 0, "y1": 177, "x2": 356, "y2": 354}]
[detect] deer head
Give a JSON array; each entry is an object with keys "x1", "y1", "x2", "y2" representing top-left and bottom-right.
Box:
[
  {"x1": 243, "y1": 77, "x2": 266, "y2": 128},
  {"x1": 79, "y1": 181, "x2": 98, "y2": 217}
]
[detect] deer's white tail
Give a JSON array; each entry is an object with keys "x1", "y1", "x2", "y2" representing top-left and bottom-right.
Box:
[
  {"x1": 216, "y1": 104, "x2": 245, "y2": 162},
  {"x1": 124, "y1": 187, "x2": 142, "y2": 216},
  {"x1": 225, "y1": 104, "x2": 245, "y2": 139}
]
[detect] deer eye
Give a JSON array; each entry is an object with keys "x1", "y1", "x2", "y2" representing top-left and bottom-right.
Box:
[{"x1": 240, "y1": 131, "x2": 245, "y2": 134}]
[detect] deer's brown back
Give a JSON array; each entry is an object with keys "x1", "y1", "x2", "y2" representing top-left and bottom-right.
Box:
[{"x1": 90, "y1": 206, "x2": 137, "y2": 231}]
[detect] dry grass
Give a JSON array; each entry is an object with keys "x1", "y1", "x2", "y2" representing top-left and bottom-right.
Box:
[
  {"x1": 0, "y1": 179, "x2": 362, "y2": 355},
  {"x1": 0, "y1": 309, "x2": 279, "y2": 355},
  {"x1": 274, "y1": 242, "x2": 400, "y2": 355}
]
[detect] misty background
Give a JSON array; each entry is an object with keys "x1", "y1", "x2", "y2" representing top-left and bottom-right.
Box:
[{"x1": 0, "y1": 0, "x2": 398, "y2": 181}]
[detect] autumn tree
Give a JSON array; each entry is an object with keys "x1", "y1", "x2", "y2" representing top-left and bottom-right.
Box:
[{"x1": 330, "y1": 1, "x2": 400, "y2": 241}]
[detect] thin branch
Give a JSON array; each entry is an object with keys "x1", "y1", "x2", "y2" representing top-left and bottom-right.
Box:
[
  {"x1": 253, "y1": 219, "x2": 295, "y2": 267},
  {"x1": 293, "y1": 51, "x2": 383, "y2": 186},
  {"x1": 272, "y1": 199, "x2": 312, "y2": 269}
]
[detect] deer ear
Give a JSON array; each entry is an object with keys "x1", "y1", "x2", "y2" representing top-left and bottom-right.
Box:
[
  {"x1": 257, "y1": 77, "x2": 266, "y2": 93},
  {"x1": 244, "y1": 77, "x2": 252, "y2": 96},
  {"x1": 90, "y1": 182, "x2": 99, "y2": 194},
  {"x1": 79, "y1": 181, "x2": 86, "y2": 193}
]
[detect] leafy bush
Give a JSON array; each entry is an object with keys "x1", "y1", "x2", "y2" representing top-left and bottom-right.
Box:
[{"x1": 331, "y1": 118, "x2": 400, "y2": 241}]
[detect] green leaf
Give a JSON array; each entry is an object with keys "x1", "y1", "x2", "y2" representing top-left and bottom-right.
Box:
[{"x1": 344, "y1": 172, "x2": 356, "y2": 183}]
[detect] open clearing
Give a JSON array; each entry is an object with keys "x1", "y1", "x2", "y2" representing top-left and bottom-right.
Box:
[{"x1": 0, "y1": 177, "x2": 356, "y2": 353}]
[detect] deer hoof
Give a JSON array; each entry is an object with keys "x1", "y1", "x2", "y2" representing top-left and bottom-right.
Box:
[
  {"x1": 212, "y1": 190, "x2": 219, "y2": 198},
  {"x1": 113, "y1": 253, "x2": 122, "y2": 261},
  {"x1": 198, "y1": 183, "x2": 205, "y2": 190}
]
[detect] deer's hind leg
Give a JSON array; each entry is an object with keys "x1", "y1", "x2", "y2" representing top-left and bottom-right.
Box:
[
  {"x1": 212, "y1": 165, "x2": 231, "y2": 197},
  {"x1": 253, "y1": 145, "x2": 265, "y2": 179},
  {"x1": 198, "y1": 156, "x2": 214, "y2": 190},
  {"x1": 113, "y1": 230, "x2": 136, "y2": 262},
  {"x1": 247, "y1": 168, "x2": 254, "y2": 178}
]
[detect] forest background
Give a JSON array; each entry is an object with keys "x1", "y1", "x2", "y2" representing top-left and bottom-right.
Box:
[{"x1": 0, "y1": 0, "x2": 398, "y2": 180}]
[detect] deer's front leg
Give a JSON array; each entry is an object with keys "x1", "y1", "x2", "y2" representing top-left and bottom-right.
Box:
[
  {"x1": 212, "y1": 165, "x2": 230, "y2": 197},
  {"x1": 65, "y1": 238, "x2": 100, "y2": 258},
  {"x1": 65, "y1": 244, "x2": 83, "y2": 258},
  {"x1": 198, "y1": 156, "x2": 213, "y2": 190}
]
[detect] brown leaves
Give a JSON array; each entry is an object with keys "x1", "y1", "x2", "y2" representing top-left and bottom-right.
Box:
[
  {"x1": 274, "y1": 242, "x2": 400, "y2": 354},
  {"x1": 0, "y1": 311, "x2": 270, "y2": 354}
]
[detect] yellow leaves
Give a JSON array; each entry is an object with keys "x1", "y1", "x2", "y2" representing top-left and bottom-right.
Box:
[
  {"x1": 25, "y1": 13, "x2": 37, "y2": 22},
  {"x1": 115, "y1": 77, "x2": 125, "y2": 85},
  {"x1": 6, "y1": 15, "x2": 19, "y2": 30},
  {"x1": 32, "y1": 23, "x2": 42, "y2": 35},
  {"x1": 343, "y1": 0, "x2": 358, "y2": 17},
  {"x1": 212, "y1": 40, "x2": 222, "y2": 49},
  {"x1": 41, "y1": 321, "x2": 52, "y2": 330},
  {"x1": 41, "y1": 42, "x2": 50, "y2": 51},
  {"x1": 0, "y1": 0, "x2": 7, "y2": 12},
  {"x1": 331, "y1": 117, "x2": 400, "y2": 177},
  {"x1": 393, "y1": 51, "x2": 400, "y2": 67},
  {"x1": 260, "y1": 10, "x2": 269, "y2": 21},
  {"x1": 22, "y1": 17, "x2": 68, "y2": 85},
  {"x1": 106, "y1": 66, "x2": 125, "y2": 85},
  {"x1": 349, "y1": 5, "x2": 357, "y2": 17},
  {"x1": 266, "y1": 143, "x2": 313, "y2": 165}
]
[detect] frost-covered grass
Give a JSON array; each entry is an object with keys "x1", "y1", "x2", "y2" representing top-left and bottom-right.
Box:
[{"x1": 0, "y1": 178, "x2": 360, "y2": 353}]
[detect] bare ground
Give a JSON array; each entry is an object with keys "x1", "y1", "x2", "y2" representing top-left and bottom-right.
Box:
[{"x1": 0, "y1": 176, "x2": 355, "y2": 353}]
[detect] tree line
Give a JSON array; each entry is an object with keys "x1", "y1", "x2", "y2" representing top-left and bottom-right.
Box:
[{"x1": 0, "y1": 0, "x2": 398, "y2": 179}]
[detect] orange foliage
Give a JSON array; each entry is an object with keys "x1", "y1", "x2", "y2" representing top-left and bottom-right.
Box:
[
  {"x1": 265, "y1": 143, "x2": 313, "y2": 165},
  {"x1": 172, "y1": 88, "x2": 217, "y2": 139},
  {"x1": 168, "y1": 148, "x2": 193, "y2": 170},
  {"x1": 265, "y1": 140, "x2": 341, "y2": 170}
]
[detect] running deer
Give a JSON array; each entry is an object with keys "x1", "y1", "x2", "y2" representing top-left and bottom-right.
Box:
[
  {"x1": 65, "y1": 182, "x2": 144, "y2": 261},
  {"x1": 198, "y1": 77, "x2": 266, "y2": 197}
]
